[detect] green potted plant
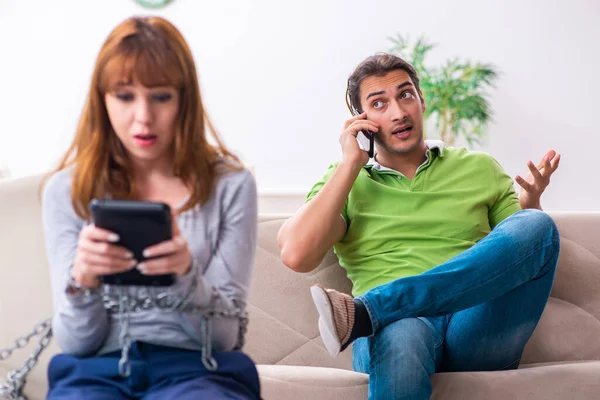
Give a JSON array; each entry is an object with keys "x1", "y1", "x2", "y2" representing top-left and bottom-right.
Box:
[{"x1": 388, "y1": 35, "x2": 499, "y2": 147}]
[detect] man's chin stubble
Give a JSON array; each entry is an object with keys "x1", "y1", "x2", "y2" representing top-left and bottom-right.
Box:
[{"x1": 385, "y1": 141, "x2": 423, "y2": 155}]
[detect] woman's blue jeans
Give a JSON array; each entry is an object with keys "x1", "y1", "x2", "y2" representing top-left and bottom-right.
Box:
[{"x1": 352, "y1": 209, "x2": 560, "y2": 400}]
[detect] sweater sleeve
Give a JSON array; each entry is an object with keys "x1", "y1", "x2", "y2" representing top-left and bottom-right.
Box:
[
  {"x1": 170, "y1": 168, "x2": 258, "y2": 350},
  {"x1": 42, "y1": 170, "x2": 110, "y2": 356}
]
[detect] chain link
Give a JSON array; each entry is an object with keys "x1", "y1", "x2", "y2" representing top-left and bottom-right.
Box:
[{"x1": 0, "y1": 319, "x2": 53, "y2": 400}]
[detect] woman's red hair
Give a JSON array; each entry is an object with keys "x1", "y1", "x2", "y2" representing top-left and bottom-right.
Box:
[{"x1": 46, "y1": 16, "x2": 240, "y2": 219}]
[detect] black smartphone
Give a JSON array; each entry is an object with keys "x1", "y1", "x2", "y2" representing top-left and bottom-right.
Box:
[
  {"x1": 90, "y1": 199, "x2": 175, "y2": 286},
  {"x1": 352, "y1": 107, "x2": 375, "y2": 158}
]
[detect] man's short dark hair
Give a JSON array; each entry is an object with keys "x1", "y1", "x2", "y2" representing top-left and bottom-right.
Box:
[{"x1": 346, "y1": 53, "x2": 421, "y2": 114}]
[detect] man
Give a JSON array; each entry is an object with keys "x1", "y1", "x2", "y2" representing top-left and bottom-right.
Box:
[{"x1": 277, "y1": 53, "x2": 561, "y2": 400}]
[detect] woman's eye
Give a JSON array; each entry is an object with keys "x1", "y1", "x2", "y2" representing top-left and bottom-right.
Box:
[
  {"x1": 153, "y1": 93, "x2": 173, "y2": 103},
  {"x1": 115, "y1": 92, "x2": 133, "y2": 101}
]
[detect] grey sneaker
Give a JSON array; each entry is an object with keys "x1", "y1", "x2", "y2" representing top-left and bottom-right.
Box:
[{"x1": 310, "y1": 284, "x2": 355, "y2": 357}]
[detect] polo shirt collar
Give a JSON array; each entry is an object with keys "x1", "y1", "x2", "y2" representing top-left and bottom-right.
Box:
[{"x1": 371, "y1": 140, "x2": 445, "y2": 172}]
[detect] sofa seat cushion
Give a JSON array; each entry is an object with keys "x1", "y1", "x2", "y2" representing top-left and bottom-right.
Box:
[
  {"x1": 431, "y1": 361, "x2": 600, "y2": 400},
  {"x1": 258, "y1": 362, "x2": 600, "y2": 400},
  {"x1": 257, "y1": 364, "x2": 368, "y2": 399}
]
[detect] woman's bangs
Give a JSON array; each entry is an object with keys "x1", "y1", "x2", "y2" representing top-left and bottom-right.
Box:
[{"x1": 100, "y1": 41, "x2": 183, "y2": 93}]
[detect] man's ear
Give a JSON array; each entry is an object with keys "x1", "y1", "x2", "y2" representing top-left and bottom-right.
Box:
[{"x1": 419, "y1": 90, "x2": 426, "y2": 112}]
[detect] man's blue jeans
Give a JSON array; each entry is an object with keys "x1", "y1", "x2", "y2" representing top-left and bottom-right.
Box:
[{"x1": 352, "y1": 209, "x2": 560, "y2": 400}]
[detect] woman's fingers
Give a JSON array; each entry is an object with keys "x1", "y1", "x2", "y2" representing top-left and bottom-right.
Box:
[{"x1": 79, "y1": 240, "x2": 133, "y2": 259}]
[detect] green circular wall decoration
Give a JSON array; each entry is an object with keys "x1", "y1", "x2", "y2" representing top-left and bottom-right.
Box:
[{"x1": 135, "y1": 0, "x2": 174, "y2": 8}]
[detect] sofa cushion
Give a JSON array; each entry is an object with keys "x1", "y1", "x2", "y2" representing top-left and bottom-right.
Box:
[
  {"x1": 521, "y1": 238, "x2": 600, "y2": 364},
  {"x1": 522, "y1": 297, "x2": 600, "y2": 364},
  {"x1": 431, "y1": 361, "x2": 600, "y2": 400},
  {"x1": 549, "y1": 237, "x2": 600, "y2": 320},
  {"x1": 246, "y1": 220, "x2": 355, "y2": 371},
  {"x1": 258, "y1": 361, "x2": 600, "y2": 400},
  {"x1": 257, "y1": 364, "x2": 368, "y2": 400}
]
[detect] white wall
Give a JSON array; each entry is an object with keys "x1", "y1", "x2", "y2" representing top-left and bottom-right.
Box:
[{"x1": 1, "y1": 0, "x2": 598, "y2": 212}]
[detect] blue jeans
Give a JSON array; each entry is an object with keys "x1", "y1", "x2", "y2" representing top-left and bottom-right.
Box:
[
  {"x1": 352, "y1": 209, "x2": 560, "y2": 400},
  {"x1": 47, "y1": 341, "x2": 261, "y2": 399}
]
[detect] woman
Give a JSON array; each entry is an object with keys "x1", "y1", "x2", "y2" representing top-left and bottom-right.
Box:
[{"x1": 42, "y1": 16, "x2": 260, "y2": 399}]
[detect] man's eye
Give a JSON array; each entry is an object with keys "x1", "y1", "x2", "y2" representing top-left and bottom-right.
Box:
[
  {"x1": 401, "y1": 91, "x2": 414, "y2": 99},
  {"x1": 116, "y1": 92, "x2": 133, "y2": 101},
  {"x1": 153, "y1": 93, "x2": 173, "y2": 103},
  {"x1": 373, "y1": 100, "x2": 384, "y2": 109}
]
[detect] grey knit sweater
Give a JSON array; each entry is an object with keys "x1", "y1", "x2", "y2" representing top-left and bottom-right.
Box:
[{"x1": 42, "y1": 165, "x2": 257, "y2": 362}]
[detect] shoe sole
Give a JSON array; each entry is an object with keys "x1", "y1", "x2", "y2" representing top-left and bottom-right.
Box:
[{"x1": 310, "y1": 286, "x2": 341, "y2": 357}]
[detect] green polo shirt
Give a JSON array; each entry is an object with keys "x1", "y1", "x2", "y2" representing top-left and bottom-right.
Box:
[{"x1": 306, "y1": 142, "x2": 520, "y2": 297}]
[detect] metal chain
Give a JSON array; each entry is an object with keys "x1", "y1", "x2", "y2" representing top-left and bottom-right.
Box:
[
  {"x1": 0, "y1": 286, "x2": 248, "y2": 399},
  {"x1": 102, "y1": 291, "x2": 249, "y2": 349},
  {"x1": 0, "y1": 319, "x2": 53, "y2": 400},
  {"x1": 103, "y1": 293, "x2": 248, "y2": 318},
  {"x1": 117, "y1": 288, "x2": 132, "y2": 378}
]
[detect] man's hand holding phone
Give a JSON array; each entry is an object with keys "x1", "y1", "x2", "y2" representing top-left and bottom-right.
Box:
[
  {"x1": 136, "y1": 214, "x2": 193, "y2": 277},
  {"x1": 340, "y1": 112, "x2": 378, "y2": 169},
  {"x1": 72, "y1": 225, "x2": 138, "y2": 289}
]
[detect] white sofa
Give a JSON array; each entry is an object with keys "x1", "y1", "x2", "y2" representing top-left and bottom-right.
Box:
[{"x1": 1, "y1": 174, "x2": 600, "y2": 399}]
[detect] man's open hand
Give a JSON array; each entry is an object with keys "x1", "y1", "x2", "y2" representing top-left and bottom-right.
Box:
[{"x1": 515, "y1": 149, "x2": 561, "y2": 210}]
